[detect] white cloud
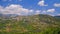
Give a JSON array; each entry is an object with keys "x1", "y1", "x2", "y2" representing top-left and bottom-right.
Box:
[
  {"x1": 0, "y1": 4, "x2": 33, "y2": 15},
  {"x1": 57, "y1": 14, "x2": 60, "y2": 16},
  {"x1": 0, "y1": 4, "x2": 56, "y2": 15},
  {"x1": 47, "y1": 9, "x2": 55, "y2": 13},
  {"x1": 38, "y1": 0, "x2": 48, "y2": 6},
  {"x1": 41, "y1": 10, "x2": 47, "y2": 14},
  {"x1": 35, "y1": 10, "x2": 41, "y2": 14},
  {"x1": 29, "y1": 10, "x2": 34, "y2": 12},
  {"x1": 0, "y1": 6, "x2": 3, "y2": 10},
  {"x1": 54, "y1": 3, "x2": 60, "y2": 7},
  {"x1": 40, "y1": 9, "x2": 55, "y2": 14}
]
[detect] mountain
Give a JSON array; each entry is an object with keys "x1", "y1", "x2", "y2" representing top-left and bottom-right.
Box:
[
  {"x1": 54, "y1": 16, "x2": 60, "y2": 19},
  {"x1": 0, "y1": 14, "x2": 60, "y2": 34},
  {"x1": 0, "y1": 14, "x2": 19, "y2": 19},
  {"x1": 54, "y1": 16, "x2": 60, "y2": 22}
]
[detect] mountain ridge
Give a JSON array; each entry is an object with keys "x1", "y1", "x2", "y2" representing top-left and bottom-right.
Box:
[{"x1": 0, "y1": 14, "x2": 60, "y2": 34}]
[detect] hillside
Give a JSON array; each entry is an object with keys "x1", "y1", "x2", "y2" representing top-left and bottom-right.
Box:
[
  {"x1": 0, "y1": 14, "x2": 60, "y2": 34},
  {"x1": 54, "y1": 16, "x2": 60, "y2": 19}
]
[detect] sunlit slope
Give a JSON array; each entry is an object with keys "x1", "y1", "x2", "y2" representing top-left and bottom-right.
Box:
[{"x1": 0, "y1": 14, "x2": 60, "y2": 34}]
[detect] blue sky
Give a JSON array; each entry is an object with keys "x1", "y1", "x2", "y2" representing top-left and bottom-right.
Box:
[{"x1": 0, "y1": 0, "x2": 60, "y2": 16}]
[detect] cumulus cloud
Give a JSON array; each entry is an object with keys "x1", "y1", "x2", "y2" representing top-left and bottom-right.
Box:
[
  {"x1": 40, "y1": 9, "x2": 55, "y2": 14},
  {"x1": 0, "y1": 6, "x2": 3, "y2": 10},
  {"x1": 47, "y1": 9, "x2": 55, "y2": 13},
  {"x1": 38, "y1": 0, "x2": 48, "y2": 6},
  {"x1": 57, "y1": 14, "x2": 60, "y2": 16},
  {"x1": 0, "y1": 4, "x2": 33, "y2": 15},
  {"x1": 0, "y1": 4, "x2": 55, "y2": 15},
  {"x1": 54, "y1": 3, "x2": 60, "y2": 7},
  {"x1": 35, "y1": 10, "x2": 41, "y2": 14},
  {"x1": 41, "y1": 10, "x2": 47, "y2": 14}
]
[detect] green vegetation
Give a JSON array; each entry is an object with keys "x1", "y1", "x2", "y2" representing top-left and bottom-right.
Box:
[{"x1": 0, "y1": 14, "x2": 60, "y2": 34}]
